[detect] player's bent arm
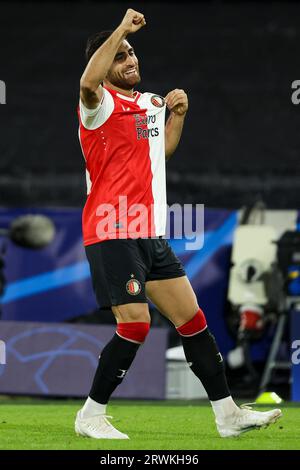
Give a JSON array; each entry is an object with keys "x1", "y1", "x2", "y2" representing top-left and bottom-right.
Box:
[
  {"x1": 164, "y1": 89, "x2": 188, "y2": 160},
  {"x1": 80, "y1": 25, "x2": 128, "y2": 109},
  {"x1": 165, "y1": 113, "x2": 186, "y2": 161},
  {"x1": 80, "y1": 9, "x2": 146, "y2": 109}
]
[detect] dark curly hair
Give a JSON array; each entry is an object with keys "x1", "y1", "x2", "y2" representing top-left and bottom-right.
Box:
[{"x1": 85, "y1": 30, "x2": 113, "y2": 62}]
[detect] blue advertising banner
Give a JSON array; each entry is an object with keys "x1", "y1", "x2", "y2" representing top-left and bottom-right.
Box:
[
  {"x1": 0, "y1": 207, "x2": 98, "y2": 322},
  {"x1": 0, "y1": 321, "x2": 168, "y2": 399},
  {"x1": 0, "y1": 207, "x2": 237, "y2": 356}
]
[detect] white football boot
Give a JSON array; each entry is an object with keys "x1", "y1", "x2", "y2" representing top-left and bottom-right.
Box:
[
  {"x1": 216, "y1": 404, "x2": 282, "y2": 438},
  {"x1": 75, "y1": 410, "x2": 129, "y2": 439}
]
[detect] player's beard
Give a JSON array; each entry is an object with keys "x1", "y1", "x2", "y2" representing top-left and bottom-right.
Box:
[{"x1": 107, "y1": 70, "x2": 141, "y2": 91}]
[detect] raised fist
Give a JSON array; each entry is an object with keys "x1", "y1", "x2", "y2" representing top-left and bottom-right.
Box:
[{"x1": 120, "y1": 9, "x2": 146, "y2": 34}]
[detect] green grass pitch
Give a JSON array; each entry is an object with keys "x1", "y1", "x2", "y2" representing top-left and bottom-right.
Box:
[{"x1": 0, "y1": 397, "x2": 299, "y2": 450}]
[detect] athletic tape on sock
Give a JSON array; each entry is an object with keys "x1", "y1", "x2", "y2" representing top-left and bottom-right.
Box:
[
  {"x1": 176, "y1": 308, "x2": 207, "y2": 337},
  {"x1": 116, "y1": 322, "x2": 150, "y2": 344}
]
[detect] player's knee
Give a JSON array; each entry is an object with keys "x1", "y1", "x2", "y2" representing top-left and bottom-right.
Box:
[
  {"x1": 116, "y1": 321, "x2": 150, "y2": 344},
  {"x1": 112, "y1": 303, "x2": 150, "y2": 324},
  {"x1": 176, "y1": 308, "x2": 207, "y2": 337}
]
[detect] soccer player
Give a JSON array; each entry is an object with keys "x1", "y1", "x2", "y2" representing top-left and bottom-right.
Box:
[{"x1": 75, "y1": 8, "x2": 282, "y2": 439}]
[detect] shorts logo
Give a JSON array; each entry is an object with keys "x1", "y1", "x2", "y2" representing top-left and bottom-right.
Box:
[
  {"x1": 126, "y1": 278, "x2": 141, "y2": 296},
  {"x1": 151, "y1": 95, "x2": 165, "y2": 108}
]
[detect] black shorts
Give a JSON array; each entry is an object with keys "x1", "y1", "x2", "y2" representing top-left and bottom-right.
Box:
[{"x1": 85, "y1": 238, "x2": 186, "y2": 308}]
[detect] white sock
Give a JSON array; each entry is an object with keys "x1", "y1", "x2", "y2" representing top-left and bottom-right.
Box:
[
  {"x1": 80, "y1": 397, "x2": 107, "y2": 419},
  {"x1": 210, "y1": 396, "x2": 239, "y2": 421}
]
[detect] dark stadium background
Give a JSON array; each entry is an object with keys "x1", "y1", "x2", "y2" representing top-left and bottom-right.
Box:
[{"x1": 0, "y1": 0, "x2": 299, "y2": 209}]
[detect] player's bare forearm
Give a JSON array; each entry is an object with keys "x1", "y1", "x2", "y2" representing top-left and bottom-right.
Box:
[
  {"x1": 165, "y1": 112, "x2": 186, "y2": 161},
  {"x1": 80, "y1": 26, "x2": 127, "y2": 93},
  {"x1": 164, "y1": 89, "x2": 188, "y2": 160},
  {"x1": 80, "y1": 9, "x2": 146, "y2": 108}
]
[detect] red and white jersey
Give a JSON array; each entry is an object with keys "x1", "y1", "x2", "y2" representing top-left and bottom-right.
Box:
[{"x1": 78, "y1": 86, "x2": 167, "y2": 246}]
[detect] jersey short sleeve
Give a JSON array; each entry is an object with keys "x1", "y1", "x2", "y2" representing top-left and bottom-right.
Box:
[{"x1": 79, "y1": 87, "x2": 115, "y2": 130}]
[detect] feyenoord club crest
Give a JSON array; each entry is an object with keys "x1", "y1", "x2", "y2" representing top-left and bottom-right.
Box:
[
  {"x1": 126, "y1": 278, "x2": 142, "y2": 296},
  {"x1": 151, "y1": 94, "x2": 165, "y2": 108}
]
